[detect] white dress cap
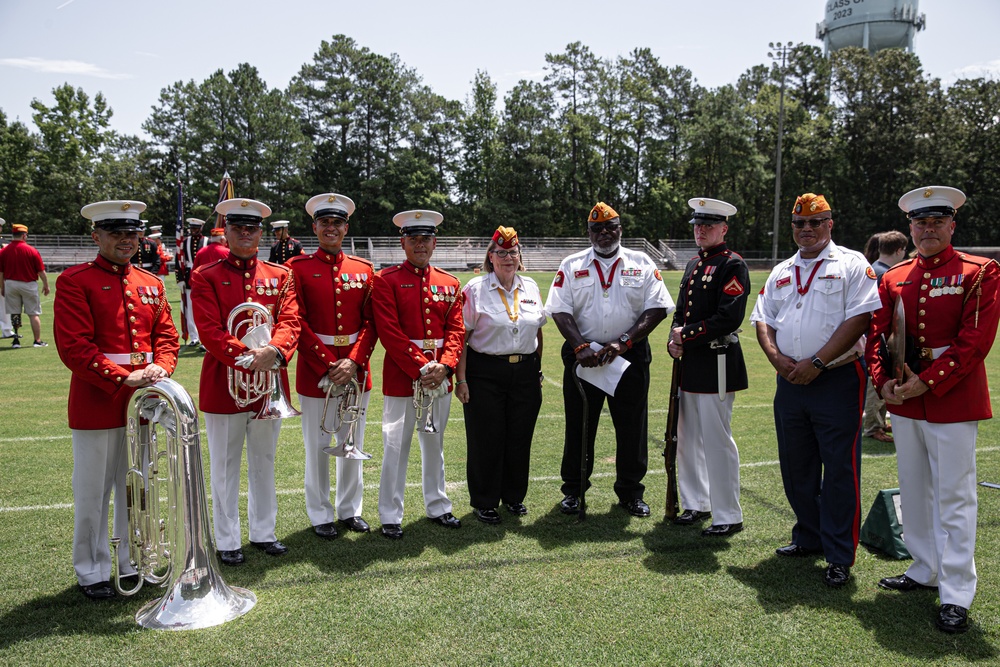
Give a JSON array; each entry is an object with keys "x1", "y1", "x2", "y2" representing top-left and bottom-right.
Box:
[
  {"x1": 306, "y1": 193, "x2": 356, "y2": 221},
  {"x1": 215, "y1": 198, "x2": 272, "y2": 225},
  {"x1": 392, "y1": 209, "x2": 443, "y2": 235},
  {"x1": 81, "y1": 200, "x2": 147, "y2": 222},
  {"x1": 186, "y1": 217, "x2": 206, "y2": 226},
  {"x1": 898, "y1": 186, "x2": 966, "y2": 218},
  {"x1": 269, "y1": 220, "x2": 290, "y2": 229},
  {"x1": 688, "y1": 197, "x2": 737, "y2": 224}
]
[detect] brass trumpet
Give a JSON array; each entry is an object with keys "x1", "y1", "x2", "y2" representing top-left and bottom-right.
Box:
[
  {"x1": 226, "y1": 302, "x2": 301, "y2": 420},
  {"x1": 412, "y1": 379, "x2": 437, "y2": 434},
  {"x1": 111, "y1": 379, "x2": 256, "y2": 630},
  {"x1": 321, "y1": 371, "x2": 372, "y2": 460}
]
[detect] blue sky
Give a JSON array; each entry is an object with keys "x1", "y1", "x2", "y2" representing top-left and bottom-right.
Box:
[{"x1": 0, "y1": 0, "x2": 997, "y2": 138}]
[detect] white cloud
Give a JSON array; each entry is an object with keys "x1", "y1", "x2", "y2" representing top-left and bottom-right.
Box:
[
  {"x1": 0, "y1": 57, "x2": 131, "y2": 80},
  {"x1": 951, "y1": 59, "x2": 1000, "y2": 81}
]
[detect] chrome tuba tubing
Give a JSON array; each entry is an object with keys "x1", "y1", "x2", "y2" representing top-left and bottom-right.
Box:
[
  {"x1": 111, "y1": 378, "x2": 256, "y2": 630},
  {"x1": 323, "y1": 371, "x2": 372, "y2": 459},
  {"x1": 226, "y1": 302, "x2": 301, "y2": 420},
  {"x1": 412, "y1": 379, "x2": 437, "y2": 434}
]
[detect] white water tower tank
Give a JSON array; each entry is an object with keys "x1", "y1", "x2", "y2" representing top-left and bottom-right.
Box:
[{"x1": 817, "y1": 0, "x2": 925, "y2": 54}]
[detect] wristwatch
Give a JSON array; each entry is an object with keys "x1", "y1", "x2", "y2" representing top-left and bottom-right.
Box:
[
  {"x1": 444, "y1": 365, "x2": 455, "y2": 378},
  {"x1": 619, "y1": 333, "x2": 633, "y2": 350},
  {"x1": 810, "y1": 355, "x2": 825, "y2": 370}
]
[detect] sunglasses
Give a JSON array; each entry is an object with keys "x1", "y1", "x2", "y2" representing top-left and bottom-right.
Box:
[
  {"x1": 791, "y1": 218, "x2": 831, "y2": 229},
  {"x1": 589, "y1": 222, "x2": 622, "y2": 234}
]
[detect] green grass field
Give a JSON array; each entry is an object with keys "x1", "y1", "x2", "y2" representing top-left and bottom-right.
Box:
[{"x1": 2, "y1": 269, "x2": 1000, "y2": 666}]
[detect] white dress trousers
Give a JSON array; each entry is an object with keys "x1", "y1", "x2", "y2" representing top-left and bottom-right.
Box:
[
  {"x1": 0, "y1": 295, "x2": 12, "y2": 336},
  {"x1": 299, "y1": 393, "x2": 367, "y2": 525},
  {"x1": 893, "y1": 415, "x2": 979, "y2": 608},
  {"x1": 378, "y1": 394, "x2": 453, "y2": 525},
  {"x1": 676, "y1": 390, "x2": 743, "y2": 525},
  {"x1": 182, "y1": 284, "x2": 199, "y2": 341},
  {"x1": 71, "y1": 427, "x2": 135, "y2": 585},
  {"x1": 203, "y1": 412, "x2": 281, "y2": 551}
]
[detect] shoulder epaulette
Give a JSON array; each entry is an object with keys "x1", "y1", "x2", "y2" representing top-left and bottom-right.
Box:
[
  {"x1": 379, "y1": 264, "x2": 402, "y2": 277},
  {"x1": 261, "y1": 259, "x2": 292, "y2": 274},
  {"x1": 133, "y1": 266, "x2": 158, "y2": 279},
  {"x1": 433, "y1": 267, "x2": 460, "y2": 281},
  {"x1": 346, "y1": 254, "x2": 374, "y2": 267}
]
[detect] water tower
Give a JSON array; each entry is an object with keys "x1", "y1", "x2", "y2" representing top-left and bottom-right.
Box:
[{"x1": 816, "y1": 0, "x2": 926, "y2": 55}]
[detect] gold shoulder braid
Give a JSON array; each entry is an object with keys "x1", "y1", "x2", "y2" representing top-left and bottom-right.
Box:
[{"x1": 963, "y1": 258, "x2": 999, "y2": 328}]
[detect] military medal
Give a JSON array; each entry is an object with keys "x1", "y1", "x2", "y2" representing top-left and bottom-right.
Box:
[
  {"x1": 593, "y1": 258, "x2": 620, "y2": 298},
  {"x1": 257, "y1": 287, "x2": 265, "y2": 295}
]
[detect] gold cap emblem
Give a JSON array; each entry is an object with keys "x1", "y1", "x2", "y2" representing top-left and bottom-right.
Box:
[
  {"x1": 241, "y1": 200, "x2": 249, "y2": 207},
  {"x1": 415, "y1": 212, "x2": 422, "y2": 219},
  {"x1": 121, "y1": 203, "x2": 130, "y2": 211},
  {"x1": 328, "y1": 195, "x2": 336, "y2": 202},
  {"x1": 699, "y1": 200, "x2": 705, "y2": 206},
  {"x1": 923, "y1": 188, "x2": 933, "y2": 198}
]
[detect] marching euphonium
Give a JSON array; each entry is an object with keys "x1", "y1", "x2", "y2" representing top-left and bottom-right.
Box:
[
  {"x1": 321, "y1": 371, "x2": 372, "y2": 460},
  {"x1": 111, "y1": 378, "x2": 256, "y2": 630},
  {"x1": 412, "y1": 379, "x2": 438, "y2": 434},
  {"x1": 226, "y1": 302, "x2": 301, "y2": 420}
]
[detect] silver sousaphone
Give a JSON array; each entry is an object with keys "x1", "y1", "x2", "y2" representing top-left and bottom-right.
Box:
[{"x1": 112, "y1": 378, "x2": 256, "y2": 630}]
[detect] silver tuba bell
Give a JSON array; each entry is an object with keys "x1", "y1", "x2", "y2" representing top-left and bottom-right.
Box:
[
  {"x1": 226, "y1": 302, "x2": 301, "y2": 420},
  {"x1": 321, "y1": 370, "x2": 372, "y2": 460},
  {"x1": 111, "y1": 378, "x2": 256, "y2": 630}
]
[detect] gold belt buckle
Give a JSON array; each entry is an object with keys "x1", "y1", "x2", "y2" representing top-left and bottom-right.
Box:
[
  {"x1": 423, "y1": 338, "x2": 437, "y2": 350},
  {"x1": 918, "y1": 347, "x2": 933, "y2": 361},
  {"x1": 130, "y1": 352, "x2": 145, "y2": 365},
  {"x1": 508, "y1": 355, "x2": 521, "y2": 363},
  {"x1": 333, "y1": 335, "x2": 350, "y2": 346}
]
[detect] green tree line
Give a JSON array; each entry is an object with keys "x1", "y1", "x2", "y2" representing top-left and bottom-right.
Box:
[{"x1": 1, "y1": 36, "x2": 998, "y2": 253}]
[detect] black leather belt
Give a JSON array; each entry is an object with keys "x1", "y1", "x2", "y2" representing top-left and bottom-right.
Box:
[{"x1": 470, "y1": 348, "x2": 536, "y2": 364}]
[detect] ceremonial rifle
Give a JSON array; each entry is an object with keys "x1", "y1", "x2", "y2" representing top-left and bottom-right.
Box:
[
  {"x1": 663, "y1": 358, "x2": 681, "y2": 520},
  {"x1": 571, "y1": 361, "x2": 588, "y2": 521}
]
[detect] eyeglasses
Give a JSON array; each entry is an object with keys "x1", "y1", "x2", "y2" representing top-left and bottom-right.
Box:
[
  {"x1": 589, "y1": 222, "x2": 621, "y2": 234},
  {"x1": 791, "y1": 218, "x2": 831, "y2": 229},
  {"x1": 491, "y1": 248, "x2": 520, "y2": 258}
]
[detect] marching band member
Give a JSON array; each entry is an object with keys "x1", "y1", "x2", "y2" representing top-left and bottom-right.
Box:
[
  {"x1": 177, "y1": 217, "x2": 208, "y2": 346},
  {"x1": 130, "y1": 222, "x2": 161, "y2": 275},
  {"x1": 54, "y1": 199, "x2": 179, "y2": 599},
  {"x1": 194, "y1": 227, "x2": 229, "y2": 270},
  {"x1": 269, "y1": 219, "x2": 303, "y2": 265},
  {"x1": 867, "y1": 186, "x2": 1000, "y2": 633},
  {"x1": 372, "y1": 210, "x2": 464, "y2": 539},
  {"x1": 190, "y1": 198, "x2": 301, "y2": 565},
  {"x1": 289, "y1": 193, "x2": 378, "y2": 538}
]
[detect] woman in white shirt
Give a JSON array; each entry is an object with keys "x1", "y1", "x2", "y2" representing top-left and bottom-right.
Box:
[{"x1": 455, "y1": 226, "x2": 546, "y2": 524}]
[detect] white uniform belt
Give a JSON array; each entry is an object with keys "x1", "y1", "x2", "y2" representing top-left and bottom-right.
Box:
[
  {"x1": 104, "y1": 352, "x2": 152, "y2": 365},
  {"x1": 316, "y1": 332, "x2": 359, "y2": 346},
  {"x1": 410, "y1": 338, "x2": 444, "y2": 351}
]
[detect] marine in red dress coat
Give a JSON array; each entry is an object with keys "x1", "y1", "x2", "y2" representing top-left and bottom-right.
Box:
[
  {"x1": 54, "y1": 199, "x2": 179, "y2": 600},
  {"x1": 865, "y1": 185, "x2": 1000, "y2": 634}
]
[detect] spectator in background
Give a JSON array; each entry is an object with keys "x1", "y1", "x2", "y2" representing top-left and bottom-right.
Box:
[
  {"x1": 0, "y1": 223, "x2": 50, "y2": 348},
  {"x1": 194, "y1": 227, "x2": 229, "y2": 270},
  {"x1": 0, "y1": 217, "x2": 13, "y2": 338},
  {"x1": 862, "y1": 230, "x2": 909, "y2": 443}
]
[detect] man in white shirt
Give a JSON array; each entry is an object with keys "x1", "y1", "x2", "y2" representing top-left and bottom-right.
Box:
[
  {"x1": 751, "y1": 192, "x2": 880, "y2": 588},
  {"x1": 545, "y1": 202, "x2": 674, "y2": 518}
]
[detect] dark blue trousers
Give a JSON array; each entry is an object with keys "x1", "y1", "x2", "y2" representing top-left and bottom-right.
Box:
[{"x1": 774, "y1": 360, "x2": 865, "y2": 566}]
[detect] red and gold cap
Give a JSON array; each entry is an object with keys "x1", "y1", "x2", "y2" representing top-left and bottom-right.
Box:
[
  {"x1": 589, "y1": 202, "x2": 619, "y2": 223},
  {"x1": 792, "y1": 193, "x2": 831, "y2": 217},
  {"x1": 210, "y1": 227, "x2": 226, "y2": 237},
  {"x1": 11, "y1": 223, "x2": 27, "y2": 233},
  {"x1": 491, "y1": 225, "x2": 519, "y2": 249}
]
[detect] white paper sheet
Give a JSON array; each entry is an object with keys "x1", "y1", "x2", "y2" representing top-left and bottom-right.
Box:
[{"x1": 575, "y1": 342, "x2": 631, "y2": 396}]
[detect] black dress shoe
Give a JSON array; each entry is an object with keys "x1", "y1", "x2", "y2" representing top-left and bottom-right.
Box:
[
  {"x1": 251, "y1": 540, "x2": 289, "y2": 556},
  {"x1": 878, "y1": 574, "x2": 937, "y2": 592},
  {"x1": 473, "y1": 507, "x2": 501, "y2": 524},
  {"x1": 429, "y1": 512, "x2": 461, "y2": 528},
  {"x1": 620, "y1": 498, "x2": 651, "y2": 517},
  {"x1": 559, "y1": 495, "x2": 580, "y2": 515},
  {"x1": 702, "y1": 522, "x2": 743, "y2": 537},
  {"x1": 339, "y1": 516, "x2": 371, "y2": 533},
  {"x1": 381, "y1": 524, "x2": 403, "y2": 539},
  {"x1": 504, "y1": 502, "x2": 528, "y2": 516},
  {"x1": 80, "y1": 581, "x2": 115, "y2": 600},
  {"x1": 218, "y1": 549, "x2": 245, "y2": 566},
  {"x1": 936, "y1": 604, "x2": 969, "y2": 634},
  {"x1": 775, "y1": 543, "x2": 823, "y2": 558},
  {"x1": 824, "y1": 564, "x2": 851, "y2": 588},
  {"x1": 672, "y1": 509, "x2": 711, "y2": 525},
  {"x1": 314, "y1": 522, "x2": 339, "y2": 539}
]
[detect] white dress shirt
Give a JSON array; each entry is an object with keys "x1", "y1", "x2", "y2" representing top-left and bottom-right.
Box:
[
  {"x1": 462, "y1": 272, "x2": 546, "y2": 355},
  {"x1": 545, "y1": 246, "x2": 674, "y2": 341},
  {"x1": 750, "y1": 241, "x2": 880, "y2": 363}
]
